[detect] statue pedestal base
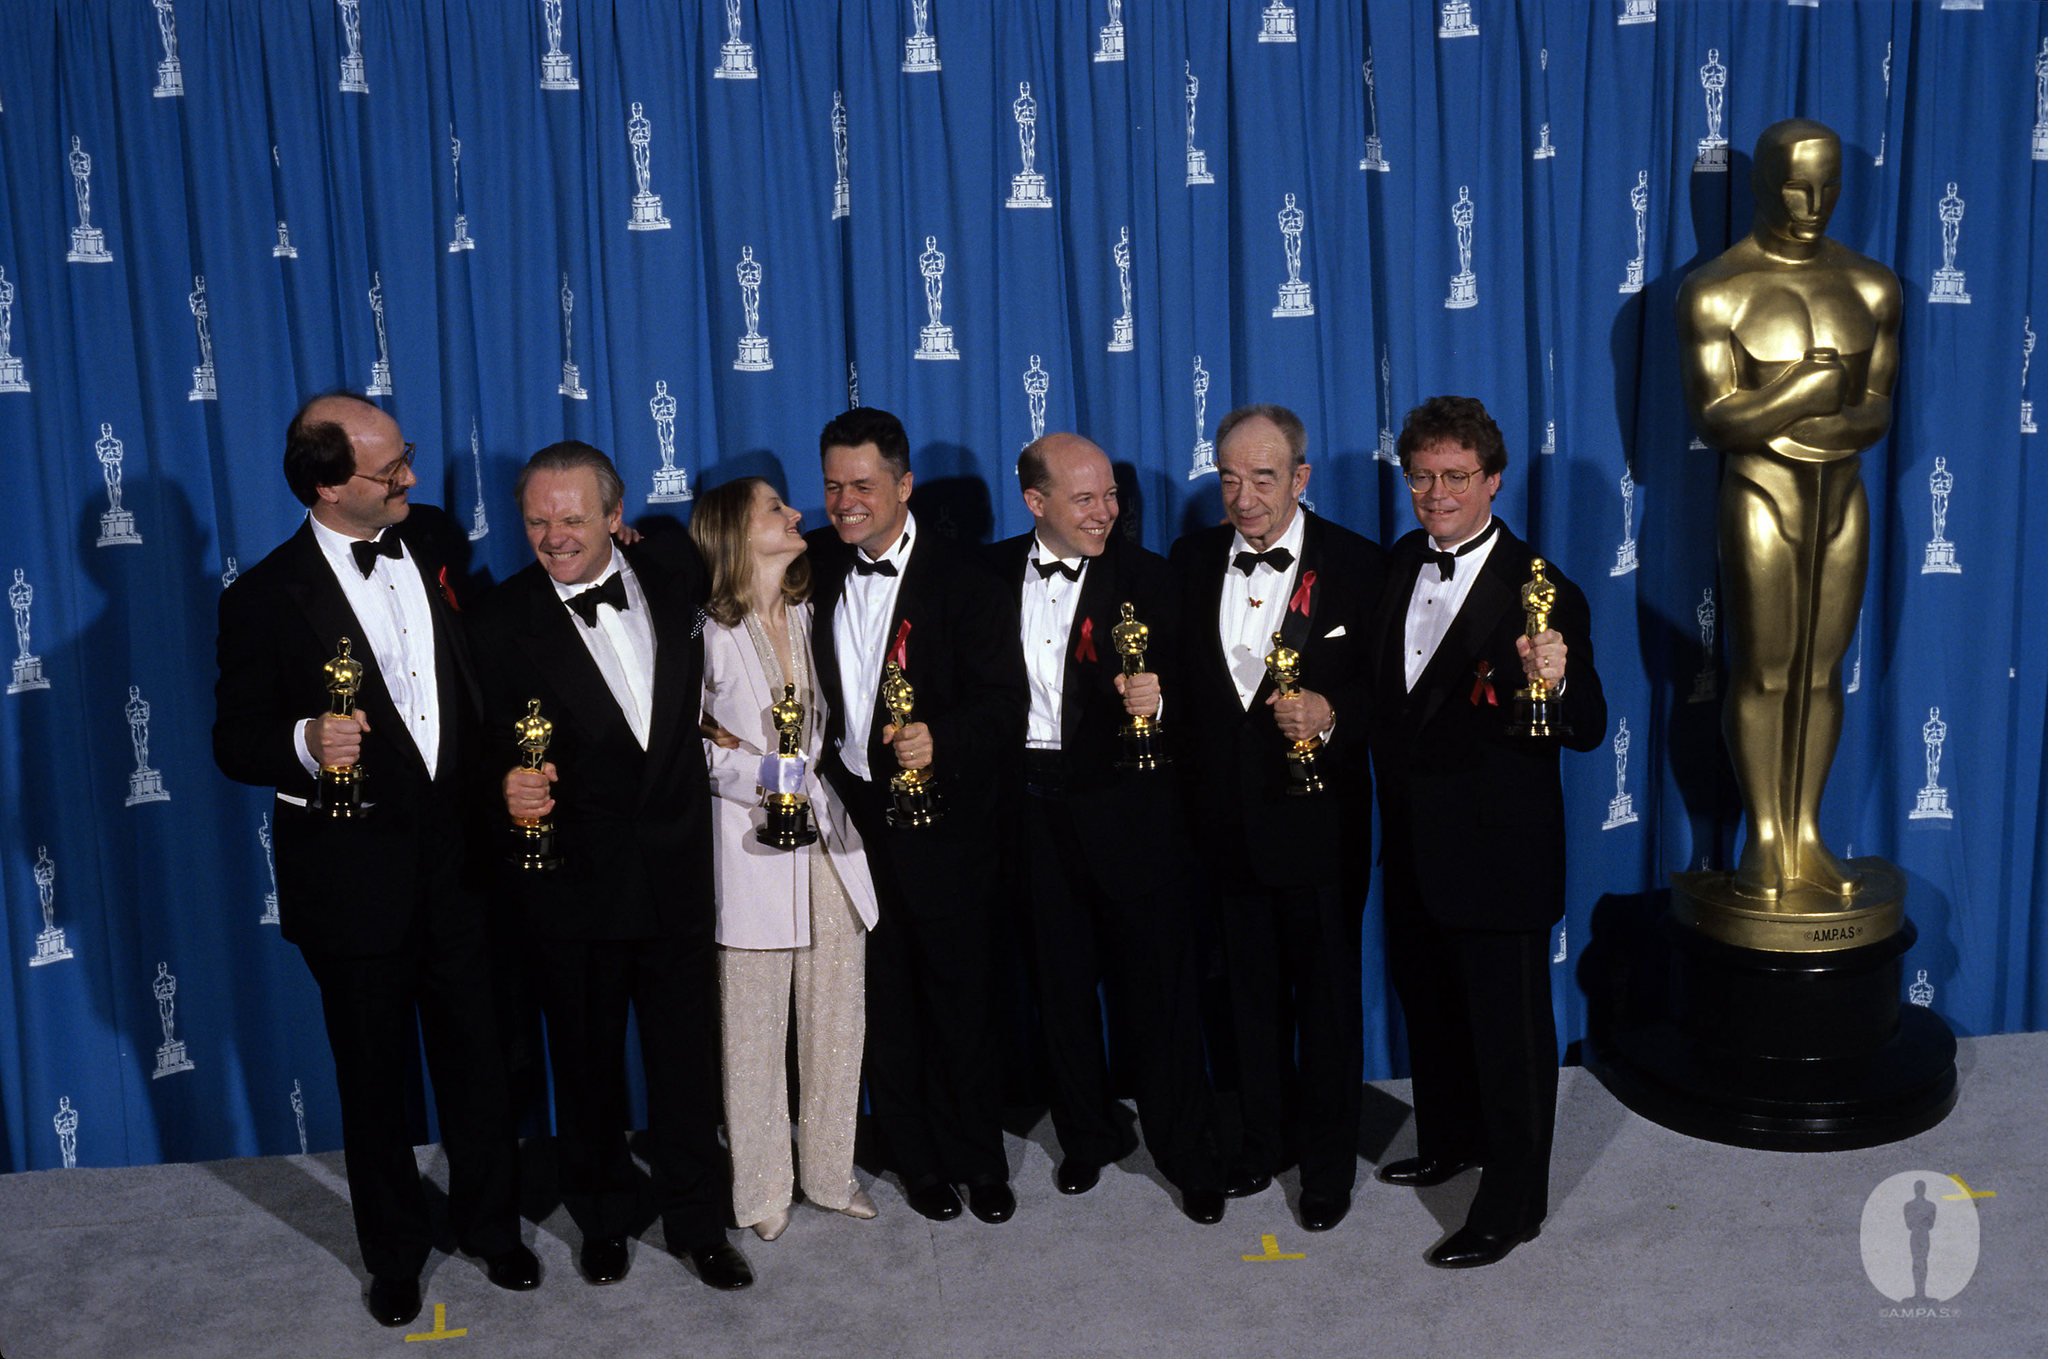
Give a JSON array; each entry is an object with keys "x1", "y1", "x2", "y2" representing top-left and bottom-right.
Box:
[{"x1": 1587, "y1": 871, "x2": 1956, "y2": 1150}]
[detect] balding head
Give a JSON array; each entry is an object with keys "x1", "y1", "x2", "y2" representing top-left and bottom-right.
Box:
[{"x1": 1020, "y1": 432, "x2": 1118, "y2": 559}]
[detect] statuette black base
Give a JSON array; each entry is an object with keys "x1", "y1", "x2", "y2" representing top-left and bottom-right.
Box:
[
  {"x1": 1116, "y1": 725, "x2": 1170, "y2": 772},
  {"x1": 315, "y1": 767, "x2": 367, "y2": 820},
  {"x1": 887, "y1": 776, "x2": 942, "y2": 829},
  {"x1": 1283, "y1": 741, "x2": 1323, "y2": 797},
  {"x1": 509, "y1": 819, "x2": 560, "y2": 872},
  {"x1": 1509, "y1": 689, "x2": 1555, "y2": 739},
  {"x1": 1587, "y1": 902, "x2": 1956, "y2": 1151},
  {"x1": 758, "y1": 793, "x2": 819, "y2": 849}
]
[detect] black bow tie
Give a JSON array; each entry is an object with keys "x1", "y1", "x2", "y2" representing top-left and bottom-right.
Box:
[
  {"x1": 1233, "y1": 547, "x2": 1295, "y2": 576},
  {"x1": 852, "y1": 555, "x2": 898, "y2": 578},
  {"x1": 1034, "y1": 558, "x2": 1082, "y2": 583},
  {"x1": 565, "y1": 573, "x2": 628, "y2": 627},
  {"x1": 350, "y1": 533, "x2": 403, "y2": 578},
  {"x1": 1423, "y1": 521, "x2": 1499, "y2": 581}
]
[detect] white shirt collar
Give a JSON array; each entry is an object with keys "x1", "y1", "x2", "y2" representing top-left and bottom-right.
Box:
[
  {"x1": 1228, "y1": 503, "x2": 1309, "y2": 563},
  {"x1": 859, "y1": 511, "x2": 917, "y2": 569},
  {"x1": 1030, "y1": 532, "x2": 1086, "y2": 573},
  {"x1": 1431, "y1": 514, "x2": 1497, "y2": 555},
  {"x1": 549, "y1": 550, "x2": 623, "y2": 603}
]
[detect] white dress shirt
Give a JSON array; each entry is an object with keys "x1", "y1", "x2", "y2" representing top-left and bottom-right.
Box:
[
  {"x1": 1402, "y1": 516, "x2": 1500, "y2": 692},
  {"x1": 1021, "y1": 535, "x2": 1087, "y2": 749},
  {"x1": 296, "y1": 514, "x2": 441, "y2": 779},
  {"x1": 1217, "y1": 508, "x2": 1309, "y2": 709},
  {"x1": 553, "y1": 551, "x2": 657, "y2": 750},
  {"x1": 832, "y1": 512, "x2": 916, "y2": 782}
]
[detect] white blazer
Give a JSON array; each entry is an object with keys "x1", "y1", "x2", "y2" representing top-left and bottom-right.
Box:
[{"x1": 701, "y1": 605, "x2": 880, "y2": 948}]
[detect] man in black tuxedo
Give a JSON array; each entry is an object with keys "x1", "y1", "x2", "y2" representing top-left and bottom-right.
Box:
[
  {"x1": 1168, "y1": 404, "x2": 1384, "y2": 1233},
  {"x1": 1368, "y1": 395, "x2": 1606, "y2": 1269},
  {"x1": 807, "y1": 406, "x2": 1027, "y2": 1225},
  {"x1": 989, "y1": 432, "x2": 1225, "y2": 1226},
  {"x1": 212, "y1": 392, "x2": 537, "y2": 1327},
  {"x1": 470, "y1": 442, "x2": 751, "y2": 1292}
]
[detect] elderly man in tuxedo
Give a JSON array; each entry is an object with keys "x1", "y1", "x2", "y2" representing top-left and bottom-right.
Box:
[
  {"x1": 471, "y1": 442, "x2": 752, "y2": 1292},
  {"x1": 1368, "y1": 395, "x2": 1606, "y2": 1269},
  {"x1": 213, "y1": 392, "x2": 537, "y2": 1328},
  {"x1": 990, "y1": 431, "x2": 1226, "y2": 1225},
  {"x1": 807, "y1": 406, "x2": 1028, "y2": 1225},
  {"x1": 1168, "y1": 404, "x2": 1384, "y2": 1233}
]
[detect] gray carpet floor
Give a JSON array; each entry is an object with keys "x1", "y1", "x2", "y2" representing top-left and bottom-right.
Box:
[{"x1": 2, "y1": 1032, "x2": 2040, "y2": 1359}]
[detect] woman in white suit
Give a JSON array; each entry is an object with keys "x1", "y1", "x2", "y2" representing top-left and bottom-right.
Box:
[{"x1": 691, "y1": 477, "x2": 881, "y2": 1240}]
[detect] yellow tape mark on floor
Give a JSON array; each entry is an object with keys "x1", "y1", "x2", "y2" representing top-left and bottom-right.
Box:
[
  {"x1": 1241, "y1": 1232, "x2": 1306, "y2": 1262},
  {"x1": 405, "y1": 1303, "x2": 468, "y2": 1341},
  {"x1": 1941, "y1": 1175, "x2": 1995, "y2": 1201}
]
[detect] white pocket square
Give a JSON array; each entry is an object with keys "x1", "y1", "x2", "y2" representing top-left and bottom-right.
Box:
[{"x1": 1323, "y1": 625, "x2": 1347, "y2": 639}]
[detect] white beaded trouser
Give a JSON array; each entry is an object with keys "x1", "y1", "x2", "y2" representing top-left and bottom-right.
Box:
[{"x1": 720, "y1": 848, "x2": 867, "y2": 1226}]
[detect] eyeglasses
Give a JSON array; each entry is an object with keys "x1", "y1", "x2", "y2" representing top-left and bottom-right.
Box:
[
  {"x1": 1403, "y1": 466, "x2": 1485, "y2": 494},
  {"x1": 351, "y1": 443, "x2": 416, "y2": 491}
]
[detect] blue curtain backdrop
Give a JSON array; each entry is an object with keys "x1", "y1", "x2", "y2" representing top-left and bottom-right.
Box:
[{"x1": 2, "y1": 0, "x2": 2045, "y2": 1173}]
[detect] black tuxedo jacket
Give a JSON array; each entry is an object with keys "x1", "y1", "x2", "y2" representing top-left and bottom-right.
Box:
[
  {"x1": 213, "y1": 505, "x2": 484, "y2": 956},
  {"x1": 987, "y1": 532, "x2": 1187, "y2": 897},
  {"x1": 1368, "y1": 521, "x2": 1607, "y2": 931},
  {"x1": 468, "y1": 533, "x2": 714, "y2": 942},
  {"x1": 807, "y1": 524, "x2": 1026, "y2": 919},
  {"x1": 1167, "y1": 512, "x2": 1384, "y2": 891}
]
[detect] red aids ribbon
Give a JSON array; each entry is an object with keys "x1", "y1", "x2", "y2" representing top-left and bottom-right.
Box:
[
  {"x1": 1075, "y1": 616, "x2": 1098, "y2": 664},
  {"x1": 1288, "y1": 569, "x2": 1317, "y2": 617},
  {"x1": 436, "y1": 565, "x2": 461, "y2": 612},
  {"x1": 888, "y1": 618, "x2": 911, "y2": 671},
  {"x1": 1470, "y1": 659, "x2": 1497, "y2": 707}
]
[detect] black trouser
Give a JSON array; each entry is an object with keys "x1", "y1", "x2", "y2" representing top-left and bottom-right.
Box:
[
  {"x1": 1021, "y1": 771, "x2": 1220, "y2": 1193},
  {"x1": 299, "y1": 874, "x2": 520, "y2": 1279},
  {"x1": 845, "y1": 770, "x2": 1008, "y2": 1189},
  {"x1": 1383, "y1": 860, "x2": 1556, "y2": 1234},
  {"x1": 528, "y1": 931, "x2": 728, "y2": 1250},
  {"x1": 1216, "y1": 879, "x2": 1363, "y2": 1199}
]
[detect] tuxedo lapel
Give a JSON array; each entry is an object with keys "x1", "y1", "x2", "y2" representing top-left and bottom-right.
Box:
[
  {"x1": 1189, "y1": 529, "x2": 1236, "y2": 708},
  {"x1": 1275, "y1": 513, "x2": 1325, "y2": 654},
  {"x1": 875, "y1": 540, "x2": 931, "y2": 744},
  {"x1": 810, "y1": 544, "x2": 851, "y2": 748},
  {"x1": 1371, "y1": 536, "x2": 1425, "y2": 698},
  {"x1": 278, "y1": 526, "x2": 420, "y2": 772},
  {"x1": 1409, "y1": 529, "x2": 1523, "y2": 733},
  {"x1": 397, "y1": 517, "x2": 478, "y2": 718},
  {"x1": 631, "y1": 544, "x2": 697, "y2": 783},
  {"x1": 512, "y1": 572, "x2": 638, "y2": 754},
  {"x1": 1061, "y1": 542, "x2": 1117, "y2": 736}
]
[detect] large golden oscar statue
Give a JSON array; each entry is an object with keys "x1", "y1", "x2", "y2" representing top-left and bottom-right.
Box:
[
  {"x1": 1592, "y1": 119, "x2": 1952, "y2": 1151},
  {"x1": 1673, "y1": 116, "x2": 1907, "y2": 952}
]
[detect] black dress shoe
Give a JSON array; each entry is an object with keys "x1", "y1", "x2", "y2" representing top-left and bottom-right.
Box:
[
  {"x1": 1298, "y1": 1191, "x2": 1352, "y2": 1232},
  {"x1": 1376, "y1": 1156, "x2": 1480, "y2": 1188},
  {"x1": 366, "y1": 1274, "x2": 421, "y2": 1328},
  {"x1": 1425, "y1": 1222, "x2": 1541, "y2": 1269},
  {"x1": 1180, "y1": 1188, "x2": 1226, "y2": 1225},
  {"x1": 686, "y1": 1241, "x2": 755, "y2": 1290},
  {"x1": 483, "y1": 1244, "x2": 541, "y2": 1291},
  {"x1": 1222, "y1": 1169, "x2": 1272, "y2": 1199},
  {"x1": 1055, "y1": 1159, "x2": 1103, "y2": 1195},
  {"x1": 966, "y1": 1181, "x2": 1016, "y2": 1224},
  {"x1": 905, "y1": 1181, "x2": 963, "y2": 1221},
  {"x1": 580, "y1": 1236, "x2": 630, "y2": 1285}
]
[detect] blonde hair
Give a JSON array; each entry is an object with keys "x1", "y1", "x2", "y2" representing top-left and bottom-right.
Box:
[{"x1": 689, "y1": 476, "x2": 811, "y2": 628}]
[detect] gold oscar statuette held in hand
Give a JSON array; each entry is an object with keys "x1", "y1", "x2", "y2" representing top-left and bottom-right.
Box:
[
  {"x1": 1509, "y1": 559, "x2": 1559, "y2": 739},
  {"x1": 1264, "y1": 632, "x2": 1324, "y2": 796},
  {"x1": 882, "y1": 661, "x2": 943, "y2": 828},
  {"x1": 757, "y1": 683, "x2": 820, "y2": 849},
  {"x1": 509, "y1": 699, "x2": 560, "y2": 871},
  {"x1": 1113, "y1": 602, "x2": 1169, "y2": 771},
  {"x1": 314, "y1": 637, "x2": 367, "y2": 818}
]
